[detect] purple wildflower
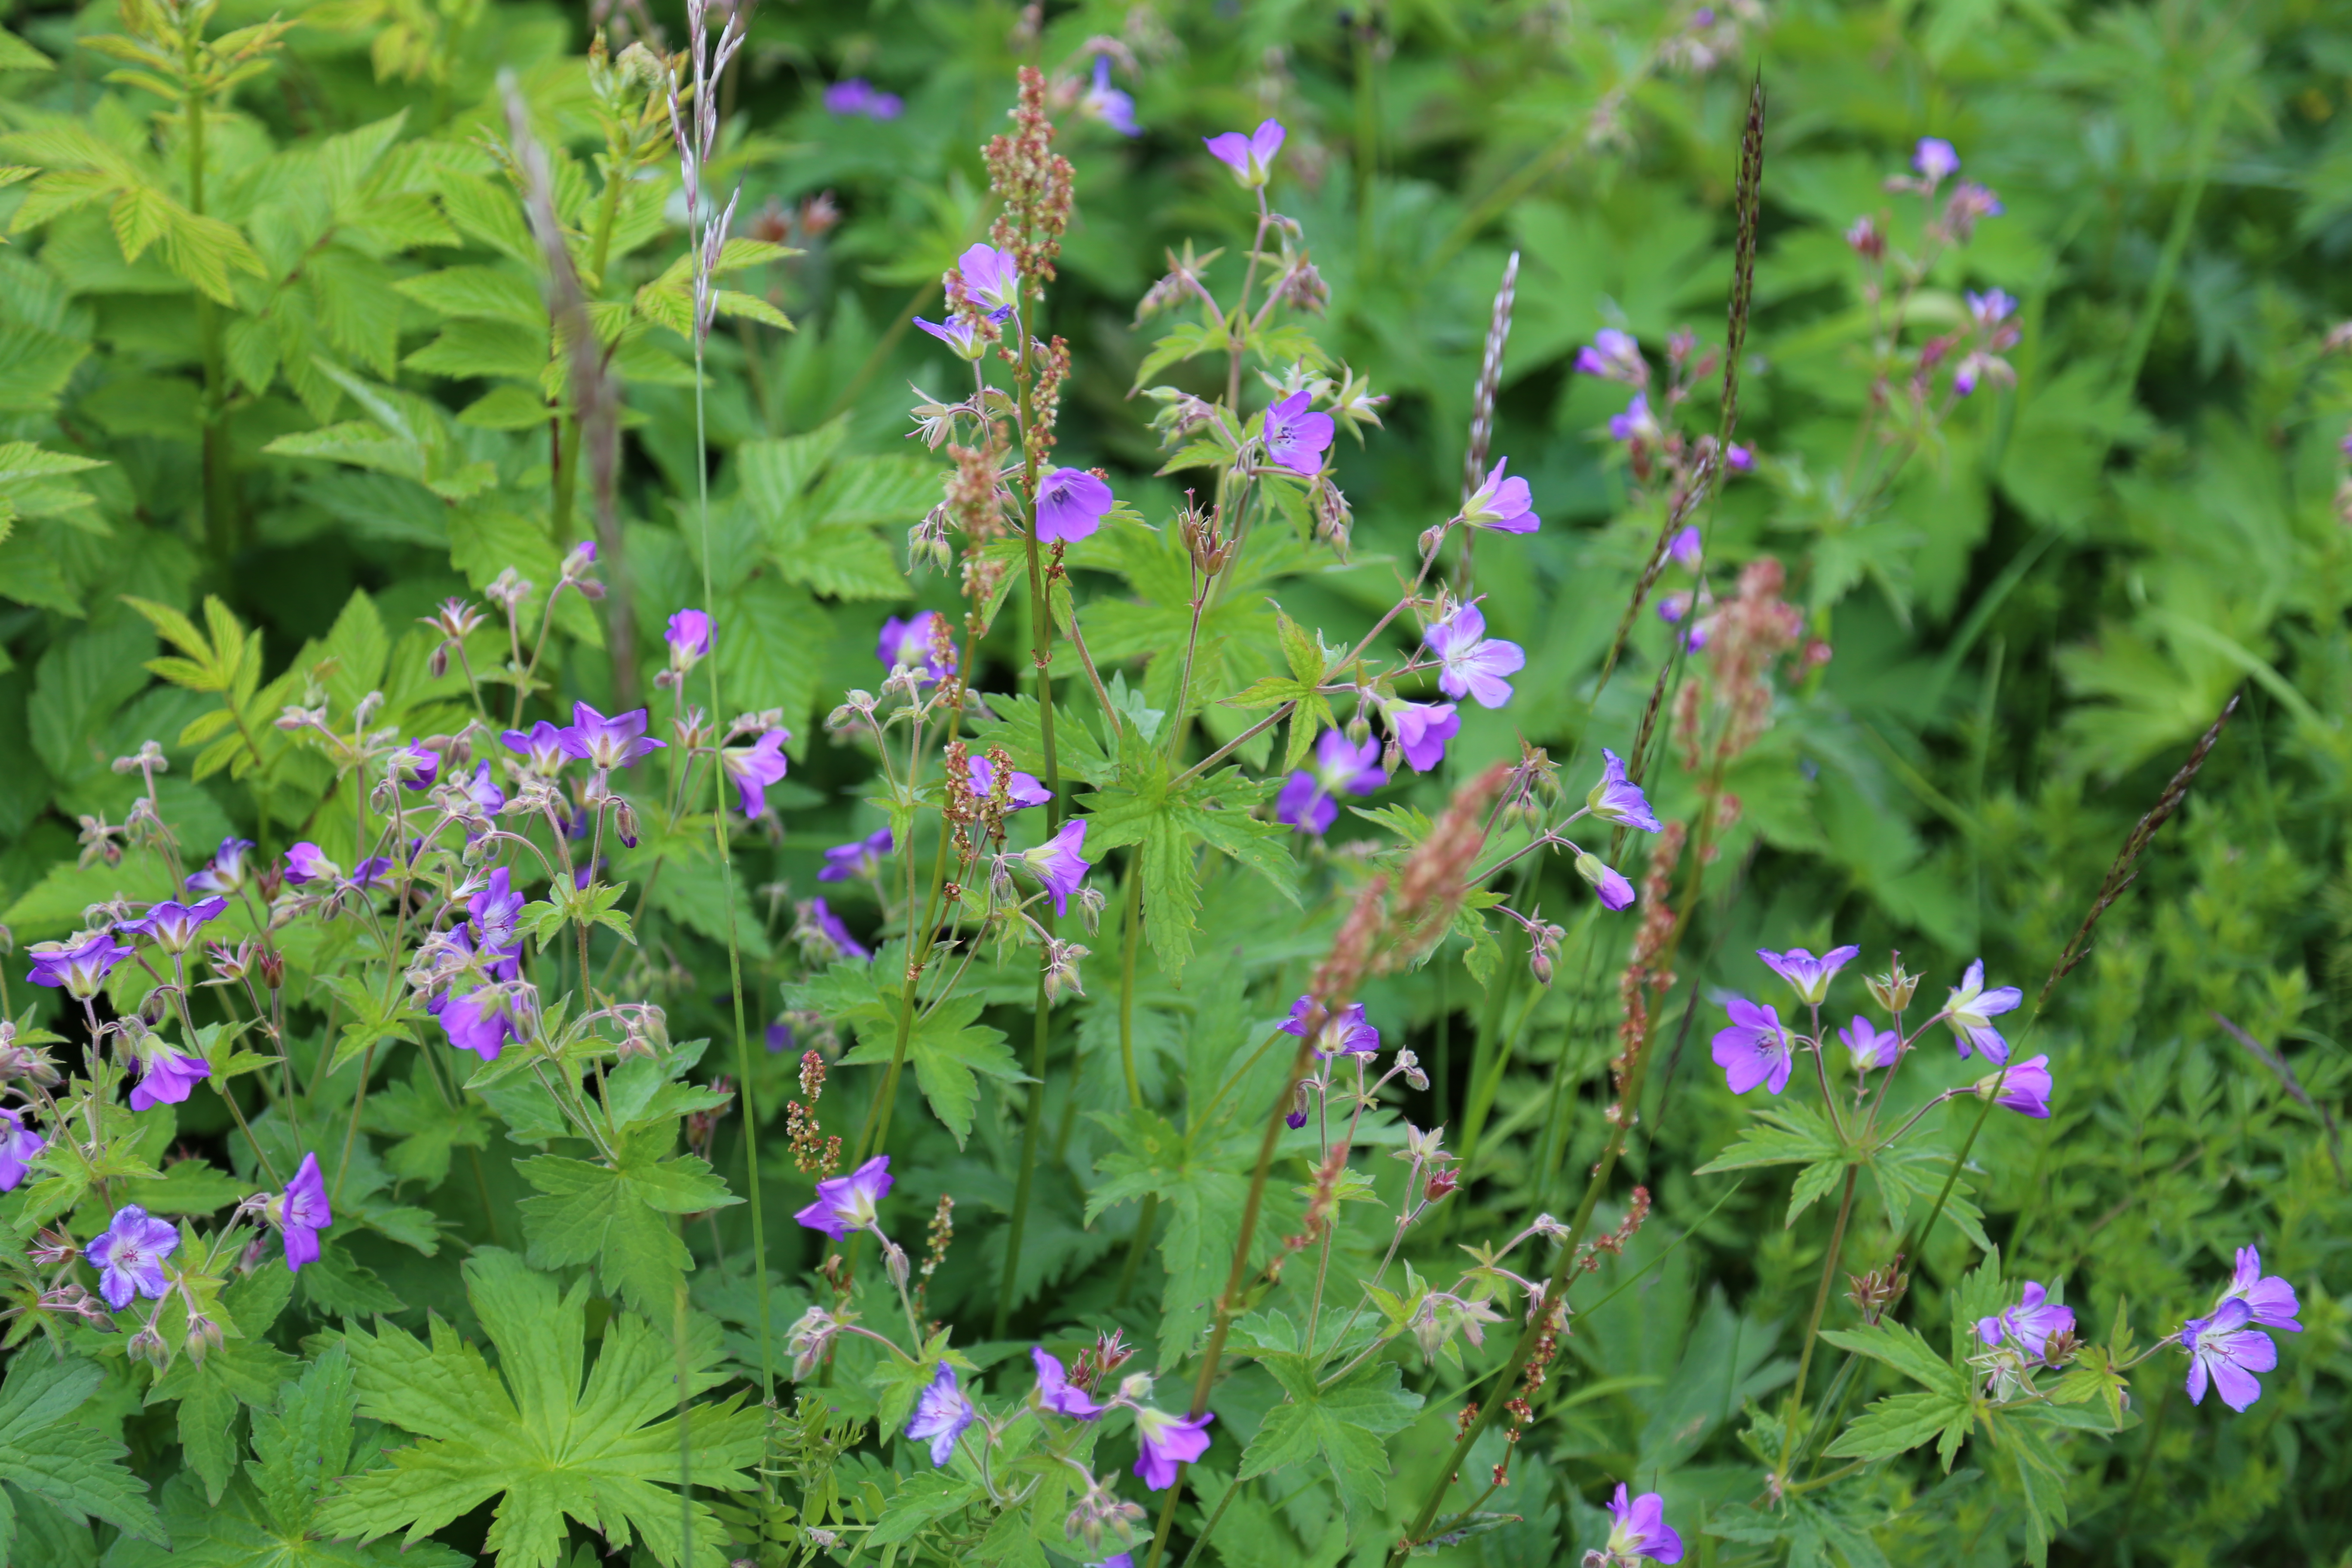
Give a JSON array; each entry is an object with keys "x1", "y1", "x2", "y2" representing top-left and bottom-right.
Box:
[
  {"x1": 1757, "y1": 945, "x2": 1860, "y2": 1007},
  {"x1": 87, "y1": 1205, "x2": 179, "y2": 1309},
  {"x1": 347, "y1": 857, "x2": 392, "y2": 892},
  {"x1": 1132, "y1": 1406, "x2": 1213, "y2": 1490},
  {"x1": 283, "y1": 843, "x2": 339, "y2": 886},
  {"x1": 1839, "y1": 1016, "x2": 1900, "y2": 1073},
  {"x1": 968, "y1": 755, "x2": 1051, "y2": 809},
  {"x1": 185, "y1": 836, "x2": 255, "y2": 894},
  {"x1": 274, "y1": 1151, "x2": 332, "y2": 1273},
  {"x1": 824, "y1": 79, "x2": 902, "y2": 120},
  {"x1": 502, "y1": 720, "x2": 571, "y2": 776},
  {"x1": 1035, "y1": 467, "x2": 1116, "y2": 543},
  {"x1": 956, "y1": 243, "x2": 1022, "y2": 312},
  {"x1": 1726, "y1": 443, "x2": 1756, "y2": 472},
  {"x1": 819, "y1": 827, "x2": 895, "y2": 882},
  {"x1": 915, "y1": 313, "x2": 991, "y2": 360},
  {"x1": 461, "y1": 760, "x2": 505, "y2": 826},
  {"x1": 1605, "y1": 1485, "x2": 1684, "y2": 1566},
  {"x1": 1913, "y1": 137, "x2": 1960, "y2": 184},
  {"x1": 666, "y1": 609, "x2": 712, "y2": 671},
  {"x1": 1425, "y1": 603, "x2": 1525, "y2": 710},
  {"x1": 559, "y1": 702, "x2": 664, "y2": 769},
  {"x1": 1669, "y1": 525, "x2": 1704, "y2": 572},
  {"x1": 1389, "y1": 701, "x2": 1459, "y2": 773},
  {"x1": 805, "y1": 898, "x2": 872, "y2": 962},
  {"x1": 129, "y1": 1049, "x2": 210, "y2": 1113},
  {"x1": 1575, "y1": 852, "x2": 1637, "y2": 911},
  {"x1": 1975, "y1": 1280, "x2": 2074, "y2": 1361},
  {"x1": 1974, "y1": 1054, "x2": 2052, "y2": 1118},
  {"x1": 2221, "y1": 1246, "x2": 2302, "y2": 1334},
  {"x1": 0, "y1": 1108, "x2": 45, "y2": 1191},
  {"x1": 765, "y1": 1020, "x2": 793, "y2": 1053},
  {"x1": 1944, "y1": 959, "x2": 2022, "y2": 1063},
  {"x1": 28, "y1": 931, "x2": 134, "y2": 999},
  {"x1": 1712, "y1": 997, "x2": 1793, "y2": 1095},
  {"x1": 907, "y1": 1362, "x2": 977, "y2": 1466},
  {"x1": 1032, "y1": 1347, "x2": 1102, "y2": 1418},
  {"x1": 1203, "y1": 118, "x2": 1284, "y2": 187},
  {"x1": 1080, "y1": 56, "x2": 1139, "y2": 136},
  {"x1": 723, "y1": 729, "x2": 791, "y2": 816},
  {"x1": 1279, "y1": 995, "x2": 1381, "y2": 1057},
  {"x1": 878, "y1": 611, "x2": 956, "y2": 683},
  {"x1": 2181, "y1": 1296, "x2": 2275, "y2": 1412},
  {"x1": 440, "y1": 988, "x2": 514, "y2": 1062},
  {"x1": 1586, "y1": 750, "x2": 1660, "y2": 832},
  {"x1": 469, "y1": 867, "x2": 525, "y2": 957},
  {"x1": 1021, "y1": 820, "x2": 1092, "y2": 916},
  {"x1": 1574, "y1": 328, "x2": 1645, "y2": 383},
  {"x1": 1460, "y1": 457, "x2": 1538, "y2": 533},
  {"x1": 392, "y1": 739, "x2": 439, "y2": 791},
  {"x1": 796, "y1": 1155, "x2": 892, "y2": 1240},
  {"x1": 1966, "y1": 289, "x2": 2017, "y2": 328},
  {"x1": 119, "y1": 897, "x2": 229, "y2": 955},
  {"x1": 1275, "y1": 730, "x2": 1386, "y2": 836},
  {"x1": 1261, "y1": 390, "x2": 1334, "y2": 476},
  {"x1": 1608, "y1": 393, "x2": 1660, "y2": 445}
]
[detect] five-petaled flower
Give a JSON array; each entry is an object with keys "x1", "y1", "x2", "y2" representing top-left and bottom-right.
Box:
[
  {"x1": 1021, "y1": 820, "x2": 1093, "y2": 916},
  {"x1": 1388, "y1": 701, "x2": 1458, "y2": 773},
  {"x1": 1574, "y1": 851, "x2": 1637, "y2": 912},
  {"x1": 1975, "y1": 1280, "x2": 2074, "y2": 1362},
  {"x1": 1276, "y1": 730, "x2": 1386, "y2": 835},
  {"x1": 1839, "y1": 1016, "x2": 1900, "y2": 1074},
  {"x1": 819, "y1": 827, "x2": 894, "y2": 882},
  {"x1": 270, "y1": 1152, "x2": 333, "y2": 1272},
  {"x1": 1608, "y1": 393, "x2": 1661, "y2": 445},
  {"x1": 186, "y1": 836, "x2": 255, "y2": 894},
  {"x1": 1203, "y1": 119, "x2": 1284, "y2": 187},
  {"x1": 1036, "y1": 467, "x2": 1116, "y2": 542},
  {"x1": 1603, "y1": 1484, "x2": 1684, "y2": 1566},
  {"x1": 795, "y1": 1154, "x2": 893, "y2": 1239},
  {"x1": 1712, "y1": 997, "x2": 1794, "y2": 1095},
  {"x1": 282, "y1": 842, "x2": 340, "y2": 886},
  {"x1": 877, "y1": 611, "x2": 957, "y2": 683},
  {"x1": 666, "y1": 609, "x2": 712, "y2": 671},
  {"x1": 1758, "y1": 946, "x2": 1861, "y2": 1007},
  {"x1": 1913, "y1": 136, "x2": 1959, "y2": 184},
  {"x1": 2220, "y1": 1246, "x2": 2302, "y2": 1334},
  {"x1": 915, "y1": 312, "x2": 995, "y2": 360},
  {"x1": 1574, "y1": 328, "x2": 1645, "y2": 384},
  {"x1": 1032, "y1": 1347, "x2": 1102, "y2": 1418},
  {"x1": 1460, "y1": 458, "x2": 1539, "y2": 533},
  {"x1": 1587, "y1": 750, "x2": 1661, "y2": 832},
  {"x1": 1424, "y1": 603, "x2": 1526, "y2": 710},
  {"x1": 1261, "y1": 390, "x2": 1334, "y2": 476},
  {"x1": 28, "y1": 931, "x2": 134, "y2": 999},
  {"x1": 119, "y1": 897, "x2": 228, "y2": 955},
  {"x1": 439, "y1": 987, "x2": 515, "y2": 1062},
  {"x1": 1079, "y1": 56, "x2": 1139, "y2": 136},
  {"x1": 392, "y1": 739, "x2": 439, "y2": 791},
  {"x1": 907, "y1": 1362, "x2": 977, "y2": 1466},
  {"x1": 129, "y1": 1046, "x2": 211, "y2": 1113},
  {"x1": 0, "y1": 1108, "x2": 46, "y2": 1192},
  {"x1": 1279, "y1": 994, "x2": 1382, "y2": 1058},
  {"x1": 723, "y1": 729, "x2": 791, "y2": 816},
  {"x1": 2180, "y1": 1296, "x2": 2276, "y2": 1412},
  {"x1": 1132, "y1": 1405, "x2": 1214, "y2": 1489},
  {"x1": 502, "y1": 720, "x2": 571, "y2": 776},
  {"x1": 559, "y1": 702, "x2": 665, "y2": 770},
  {"x1": 1943, "y1": 959, "x2": 2022, "y2": 1063},
  {"x1": 957, "y1": 243, "x2": 1022, "y2": 312},
  {"x1": 87, "y1": 1204, "x2": 180, "y2": 1310},
  {"x1": 969, "y1": 755, "x2": 1051, "y2": 809},
  {"x1": 1973, "y1": 1054, "x2": 2051, "y2": 1118}
]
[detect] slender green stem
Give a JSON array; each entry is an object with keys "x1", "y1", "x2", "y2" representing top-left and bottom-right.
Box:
[
  {"x1": 1774, "y1": 1166, "x2": 1859, "y2": 1484},
  {"x1": 1118, "y1": 862, "x2": 1143, "y2": 1106},
  {"x1": 995, "y1": 965, "x2": 1054, "y2": 1337}
]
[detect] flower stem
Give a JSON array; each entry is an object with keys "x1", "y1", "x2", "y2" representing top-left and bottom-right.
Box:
[{"x1": 1774, "y1": 1164, "x2": 1859, "y2": 1484}]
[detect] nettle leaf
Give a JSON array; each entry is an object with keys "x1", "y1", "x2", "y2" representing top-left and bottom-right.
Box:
[
  {"x1": 0, "y1": 1352, "x2": 164, "y2": 1553},
  {"x1": 1237, "y1": 1354, "x2": 1422, "y2": 1524},
  {"x1": 146, "y1": 1266, "x2": 302, "y2": 1503},
  {"x1": 316, "y1": 1247, "x2": 765, "y2": 1568},
  {"x1": 1084, "y1": 753, "x2": 1296, "y2": 979},
  {"x1": 516, "y1": 1124, "x2": 740, "y2": 1316}
]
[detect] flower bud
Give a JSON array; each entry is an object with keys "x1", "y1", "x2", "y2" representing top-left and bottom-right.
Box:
[
  {"x1": 1866, "y1": 955, "x2": 1919, "y2": 1014},
  {"x1": 883, "y1": 1240, "x2": 912, "y2": 1294},
  {"x1": 1426, "y1": 1167, "x2": 1459, "y2": 1203},
  {"x1": 185, "y1": 1312, "x2": 225, "y2": 1363},
  {"x1": 1117, "y1": 1371, "x2": 1155, "y2": 1403},
  {"x1": 127, "y1": 1326, "x2": 170, "y2": 1369}
]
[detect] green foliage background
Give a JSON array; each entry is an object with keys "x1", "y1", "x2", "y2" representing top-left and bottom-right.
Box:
[{"x1": 1, "y1": 0, "x2": 2349, "y2": 1565}]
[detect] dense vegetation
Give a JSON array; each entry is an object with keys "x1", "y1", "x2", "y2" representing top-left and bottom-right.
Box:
[{"x1": 0, "y1": 1, "x2": 2346, "y2": 1565}]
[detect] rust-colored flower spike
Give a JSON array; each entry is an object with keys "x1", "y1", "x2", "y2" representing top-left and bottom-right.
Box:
[
  {"x1": 983, "y1": 66, "x2": 1075, "y2": 296},
  {"x1": 1385, "y1": 762, "x2": 1512, "y2": 967},
  {"x1": 1307, "y1": 872, "x2": 1390, "y2": 1011}
]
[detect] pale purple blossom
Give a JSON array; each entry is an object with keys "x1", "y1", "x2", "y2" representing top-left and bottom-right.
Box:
[
  {"x1": 282, "y1": 842, "x2": 340, "y2": 885},
  {"x1": 1669, "y1": 525, "x2": 1703, "y2": 572},
  {"x1": 1727, "y1": 443, "x2": 1755, "y2": 472},
  {"x1": 1279, "y1": 995, "x2": 1381, "y2": 1058},
  {"x1": 1574, "y1": 328, "x2": 1645, "y2": 383},
  {"x1": 804, "y1": 898, "x2": 872, "y2": 962},
  {"x1": 1757, "y1": 945, "x2": 1860, "y2": 1007},
  {"x1": 1036, "y1": 467, "x2": 1115, "y2": 543},
  {"x1": 1460, "y1": 457, "x2": 1538, "y2": 533},
  {"x1": 469, "y1": 867, "x2": 525, "y2": 958},
  {"x1": 1032, "y1": 1347, "x2": 1102, "y2": 1418},
  {"x1": 185, "y1": 836, "x2": 255, "y2": 894},
  {"x1": 129, "y1": 1049, "x2": 210, "y2": 1113},
  {"x1": 275, "y1": 1151, "x2": 332, "y2": 1272},
  {"x1": 1975, "y1": 1280, "x2": 2074, "y2": 1361},
  {"x1": 1203, "y1": 119, "x2": 1284, "y2": 187},
  {"x1": 1261, "y1": 390, "x2": 1334, "y2": 475},
  {"x1": 797, "y1": 1154, "x2": 892, "y2": 1239},
  {"x1": 559, "y1": 702, "x2": 665, "y2": 769},
  {"x1": 1424, "y1": 603, "x2": 1525, "y2": 710},
  {"x1": 878, "y1": 611, "x2": 956, "y2": 683},
  {"x1": 392, "y1": 739, "x2": 439, "y2": 791},
  {"x1": 1608, "y1": 393, "x2": 1660, "y2": 445},
  {"x1": 28, "y1": 931, "x2": 134, "y2": 999},
  {"x1": 667, "y1": 609, "x2": 712, "y2": 671},
  {"x1": 968, "y1": 755, "x2": 1050, "y2": 809},
  {"x1": 1389, "y1": 701, "x2": 1459, "y2": 773},
  {"x1": 119, "y1": 897, "x2": 228, "y2": 955},
  {"x1": 2180, "y1": 1296, "x2": 2275, "y2": 1412},
  {"x1": 907, "y1": 1362, "x2": 977, "y2": 1466},
  {"x1": 1276, "y1": 730, "x2": 1386, "y2": 835},
  {"x1": 502, "y1": 720, "x2": 571, "y2": 776},
  {"x1": 1944, "y1": 959, "x2": 2022, "y2": 1063},
  {"x1": 824, "y1": 79, "x2": 902, "y2": 120},
  {"x1": 1839, "y1": 1016, "x2": 1900, "y2": 1073},
  {"x1": 820, "y1": 828, "x2": 894, "y2": 882},
  {"x1": 1712, "y1": 996, "x2": 1793, "y2": 1095},
  {"x1": 1605, "y1": 1485, "x2": 1684, "y2": 1566},
  {"x1": 1022, "y1": 820, "x2": 1093, "y2": 916},
  {"x1": 1080, "y1": 56, "x2": 1139, "y2": 136},
  {"x1": 1913, "y1": 137, "x2": 1959, "y2": 184},
  {"x1": 439, "y1": 988, "x2": 514, "y2": 1062},
  {"x1": 2221, "y1": 1246, "x2": 2302, "y2": 1334},
  {"x1": 1966, "y1": 289, "x2": 2017, "y2": 328},
  {"x1": 1586, "y1": 750, "x2": 1660, "y2": 832},
  {"x1": 461, "y1": 760, "x2": 505, "y2": 826},
  {"x1": 1132, "y1": 1406, "x2": 1213, "y2": 1489},
  {"x1": 723, "y1": 729, "x2": 791, "y2": 816},
  {"x1": 915, "y1": 313, "x2": 992, "y2": 360},
  {"x1": 1575, "y1": 852, "x2": 1637, "y2": 911},
  {"x1": 1974, "y1": 1054, "x2": 2051, "y2": 1118},
  {"x1": 0, "y1": 1109, "x2": 45, "y2": 1191},
  {"x1": 87, "y1": 1204, "x2": 179, "y2": 1309},
  {"x1": 956, "y1": 243, "x2": 1022, "y2": 312}
]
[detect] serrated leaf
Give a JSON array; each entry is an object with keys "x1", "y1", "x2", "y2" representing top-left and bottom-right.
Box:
[
  {"x1": 516, "y1": 1125, "x2": 739, "y2": 1315},
  {"x1": 1238, "y1": 1354, "x2": 1422, "y2": 1523},
  {"x1": 838, "y1": 992, "x2": 1025, "y2": 1147},
  {"x1": 1823, "y1": 1387, "x2": 1974, "y2": 1464},
  {"x1": 0, "y1": 1353, "x2": 163, "y2": 1545},
  {"x1": 1817, "y1": 1321, "x2": 1965, "y2": 1398}
]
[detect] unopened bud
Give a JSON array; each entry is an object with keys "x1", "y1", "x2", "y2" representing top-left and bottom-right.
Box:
[
  {"x1": 1866, "y1": 954, "x2": 1919, "y2": 1014},
  {"x1": 184, "y1": 1312, "x2": 226, "y2": 1363}
]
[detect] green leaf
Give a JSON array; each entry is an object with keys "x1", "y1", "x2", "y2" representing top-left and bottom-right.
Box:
[
  {"x1": 1237, "y1": 1354, "x2": 1423, "y2": 1523},
  {"x1": 0, "y1": 1352, "x2": 163, "y2": 1547},
  {"x1": 838, "y1": 991, "x2": 1024, "y2": 1148},
  {"x1": 248, "y1": 1341, "x2": 358, "y2": 1537},
  {"x1": 363, "y1": 1054, "x2": 492, "y2": 1190},
  {"x1": 315, "y1": 1247, "x2": 765, "y2": 1568},
  {"x1": 1823, "y1": 1388, "x2": 1974, "y2": 1464},
  {"x1": 1693, "y1": 1101, "x2": 1844, "y2": 1175},
  {"x1": 516, "y1": 1125, "x2": 740, "y2": 1315},
  {"x1": 1816, "y1": 1321, "x2": 1966, "y2": 1399},
  {"x1": 145, "y1": 1266, "x2": 302, "y2": 1502},
  {"x1": 864, "y1": 1467, "x2": 983, "y2": 1546}
]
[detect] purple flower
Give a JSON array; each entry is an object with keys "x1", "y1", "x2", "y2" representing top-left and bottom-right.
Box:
[
  {"x1": 392, "y1": 739, "x2": 439, "y2": 791},
  {"x1": 878, "y1": 611, "x2": 956, "y2": 683},
  {"x1": 956, "y1": 242, "x2": 1022, "y2": 312},
  {"x1": 282, "y1": 843, "x2": 340, "y2": 886},
  {"x1": 1574, "y1": 328, "x2": 1644, "y2": 383},
  {"x1": 1966, "y1": 289, "x2": 2017, "y2": 328},
  {"x1": 1658, "y1": 592, "x2": 1693, "y2": 625},
  {"x1": 1605, "y1": 1484, "x2": 1684, "y2": 1566},
  {"x1": 1021, "y1": 820, "x2": 1092, "y2": 916},
  {"x1": 2180, "y1": 1296, "x2": 2275, "y2": 1412},
  {"x1": 1389, "y1": 701, "x2": 1459, "y2": 773},
  {"x1": 461, "y1": 760, "x2": 505, "y2": 826},
  {"x1": 805, "y1": 898, "x2": 872, "y2": 962},
  {"x1": 1203, "y1": 118, "x2": 1284, "y2": 187},
  {"x1": 1973, "y1": 1054, "x2": 2052, "y2": 1118},
  {"x1": 1132, "y1": 1406, "x2": 1213, "y2": 1490},
  {"x1": 824, "y1": 79, "x2": 902, "y2": 120},
  {"x1": 1608, "y1": 393, "x2": 1660, "y2": 445},
  {"x1": 666, "y1": 609, "x2": 712, "y2": 671},
  {"x1": 1712, "y1": 996, "x2": 1793, "y2": 1095},
  {"x1": 130, "y1": 1049, "x2": 211, "y2": 1113},
  {"x1": 1036, "y1": 466, "x2": 1115, "y2": 543},
  {"x1": 723, "y1": 729, "x2": 791, "y2": 816},
  {"x1": 469, "y1": 867, "x2": 525, "y2": 955},
  {"x1": 1757, "y1": 945, "x2": 1860, "y2": 1007},
  {"x1": 440, "y1": 988, "x2": 514, "y2": 1062},
  {"x1": 968, "y1": 755, "x2": 1050, "y2": 809},
  {"x1": 502, "y1": 720, "x2": 571, "y2": 776},
  {"x1": 1953, "y1": 181, "x2": 2004, "y2": 219},
  {"x1": 1032, "y1": 1347, "x2": 1102, "y2": 1418},
  {"x1": 1261, "y1": 390, "x2": 1334, "y2": 476},
  {"x1": 87, "y1": 1205, "x2": 179, "y2": 1310},
  {"x1": 796, "y1": 1154, "x2": 893, "y2": 1240},
  {"x1": 1425, "y1": 603, "x2": 1525, "y2": 710},
  {"x1": 28, "y1": 931, "x2": 134, "y2": 999},
  {"x1": 819, "y1": 827, "x2": 895, "y2": 882},
  {"x1": 119, "y1": 896, "x2": 229, "y2": 955},
  {"x1": 1460, "y1": 457, "x2": 1538, "y2": 533},
  {"x1": 1839, "y1": 1016, "x2": 1900, "y2": 1073},
  {"x1": 1975, "y1": 1280, "x2": 2074, "y2": 1361},
  {"x1": 1279, "y1": 995, "x2": 1381, "y2": 1057},
  {"x1": 1575, "y1": 852, "x2": 1636, "y2": 911},
  {"x1": 559, "y1": 701, "x2": 665, "y2": 770},
  {"x1": 186, "y1": 836, "x2": 255, "y2": 894},
  {"x1": 1913, "y1": 136, "x2": 1960, "y2": 184},
  {"x1": 347, "y1": 857, "x2": 392, "y2": 892},
  {"x1": 915, "y1": 313, "x2": 991, "y2": 361},
  {"x1": 1726, "y1": 443, "x2": 1755, "y2": 472},
  {"x1": 907, "y1": 1362, "x2": 977, "y2": 1466},
  {"x1": 1080, "y1": 56, "x2": 1139, "y2": 136},
  {"x1": 2221, "y1": 1246, "x2": 2302, "y2": 1334},
  {"x1": 1276, "y1": 730, "x2": 1386, "y2": 836},
  {"x1": 275, "y1": 1151, "x2": 332, "y2": 1273},
  {"x1": 1586, "y1": 750, "x2": 1660, "y2": 833},
  {"x1": 0, "y1": 1108, "x2": 45, "y2": 1192},
  {"x1": 1944, "y1": 959, "x2": 2022, "y2": 1063},
  {"x1": 766, "y1": 1020, "x2": 793, "y2": 1053}
]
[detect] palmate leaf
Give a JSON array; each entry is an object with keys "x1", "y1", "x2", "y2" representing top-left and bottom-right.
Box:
[
  {"x1": 145, "y1": 1265, "x2": 302, "y2": 1503},
  {"x1": 0, "y1": 1351, "x2": 165, "y2": 1556},
  {"x1": 315, "y1": 1248, "x2": 765, "y2": 1568},
  {"x1": 1237, "y1": 1354, "x2": 1423, "y2": 1525},
  {"x1": 516, "y1": 1124, "x2": 740, "y2": 1316}
]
